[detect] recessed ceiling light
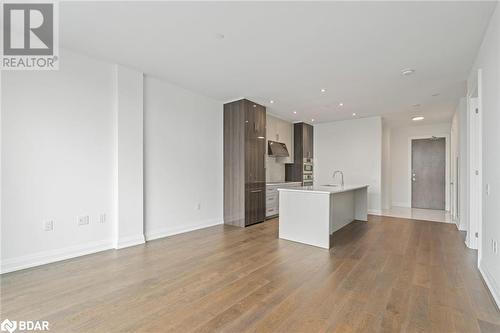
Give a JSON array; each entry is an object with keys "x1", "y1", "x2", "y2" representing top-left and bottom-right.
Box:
[
  {"x1": 412, "y1": 116, "x2": 425, "y2": 121},
  {"x1": 270, "y1": 100, "x2": 274, "y2": 104},
  {"x1": 412, "y1": 104, "x2": 421, "y2": 107},
  {"x1": 320, "y1": 88, "x2": 326, "y2": 93},
  {"x1": 432, "y1": 93, "x2": 440, "y2": 97},
  {"x1": 293, "y1": 111, "x2": 297, "y2": 114},
  {"x1": 352, "y1": 113, "x2": 356, "y2": 117},
  {"x1": 401, "y1": 68, "x2": 415, "y2": 76},
  {"x1": 339, "y1": 102, "x2": 344, "y2": 107},
  {"x1": 311, "y1": 119, "x2": 315, "y2": 122}
]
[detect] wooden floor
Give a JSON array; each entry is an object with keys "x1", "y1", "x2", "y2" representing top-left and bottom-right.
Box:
[{"x1": 1, "y1": 215, "x2": 499, "y2": 332}]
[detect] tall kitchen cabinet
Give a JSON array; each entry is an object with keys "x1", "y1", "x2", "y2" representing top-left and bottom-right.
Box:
[
  {"x1": 285, "y1": 122, "x2": 314, "y2": 184},
  {"x1": 224, "y1": 99, "x2": 266, "y2": 227}
]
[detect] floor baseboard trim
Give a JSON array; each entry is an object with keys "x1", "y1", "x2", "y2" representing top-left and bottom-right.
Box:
[
  {"x1": 479, "y1": 261, "x2": 500, "y2": 309},
  {"x1": 145, "y1": 219, "x2": 222, "y2": 241},
  {"x1": 115, "y1": 234, "x2": 146, "y2": 249},
  {"x1": 1, "y1": 239, "x2": 113, "y2": 274}
]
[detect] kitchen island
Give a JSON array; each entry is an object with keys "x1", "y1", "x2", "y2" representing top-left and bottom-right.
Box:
[{"x1": 278, "y1": 185, "x2": 368, "y2": 249}]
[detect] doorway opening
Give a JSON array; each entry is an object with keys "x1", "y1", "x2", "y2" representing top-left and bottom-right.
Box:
[{"x1": 411, "y1": 137, "x2": 446, "y2": 210}]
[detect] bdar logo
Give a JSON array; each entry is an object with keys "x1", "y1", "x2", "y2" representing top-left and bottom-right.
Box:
[{"x1": 0, "y1": 319, "x2": 17, "y2": 333}]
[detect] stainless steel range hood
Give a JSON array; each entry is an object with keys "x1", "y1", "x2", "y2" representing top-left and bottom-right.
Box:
[{"x1": 268, "y1": 140, "x2": 290, "y2": 157}]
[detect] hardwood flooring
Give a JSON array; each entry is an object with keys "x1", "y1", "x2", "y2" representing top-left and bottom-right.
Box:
[{"x1": 1, "y1": 215, "x2": 499, "y2": 332}]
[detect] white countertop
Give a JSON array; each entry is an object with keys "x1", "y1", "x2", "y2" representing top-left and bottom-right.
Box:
[
  {"x1": 277, "y1": 184, "x2": 368, "y2": 194},
  {"x1": 266, "y1": 181, "x2": 302, "y2": 186}
]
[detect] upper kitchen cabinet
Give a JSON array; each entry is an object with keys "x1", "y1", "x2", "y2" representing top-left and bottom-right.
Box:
[
  {"x1": 303, "y1": 122, "x2": 314, "y2": 159},
  {"x1": 224, "y1": 99, "x2": 266, "y2": 227},
  {"x1": 285, "y1": 122, "x2": 314, "y2": 184},
  {"x1": 293, "y1": 122, "x2": 314, "y2": 161}
]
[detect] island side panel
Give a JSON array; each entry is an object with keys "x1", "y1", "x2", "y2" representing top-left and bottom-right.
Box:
[
  {"x1": 354, "y1": 187, "x2": 368, "y2": 221},
  {"x1": 330, "y1": 191, "x2": 355, "y2": 234},
  {"x1": 278, "y1": 190, "x2": 330, "y2": 249}
]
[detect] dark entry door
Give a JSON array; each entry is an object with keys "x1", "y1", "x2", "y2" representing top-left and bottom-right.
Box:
[{"x1": 411, "y1": 138, "x2": 446, "y2": 210}]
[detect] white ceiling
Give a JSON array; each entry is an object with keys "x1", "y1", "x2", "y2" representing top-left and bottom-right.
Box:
[{"x1": 60, "y1": 1, "x2": 497, "y2": 127}]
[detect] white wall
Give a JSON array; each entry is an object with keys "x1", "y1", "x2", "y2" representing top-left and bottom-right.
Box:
[
  {"x1": 314, "y1": 117, "x2": 382, "y2": 211},
  {"x1": 1, "y1": 49, "x2": 225, "y2": 273},
  {"x1": 468, "y1": 4, "x2": 500, "y2": 307},
  {"x1": 143, "y1": 76, "x2": 223, "y2": 241},
  {"x1": 381, "y1": 123, "x2": 392, "y2": 210},
  {"x1": 1, "y1": 49, "x2": 115, "y2": 272},
  {"x1": 390, "y1": 123, "x2": 451, "y2": 209},
  {"x1": 451, "y1": 111, "x2": 459, "y2": 219},
  {"x1": 266, "y1": 114, "x2": 293, "y2": 182}
]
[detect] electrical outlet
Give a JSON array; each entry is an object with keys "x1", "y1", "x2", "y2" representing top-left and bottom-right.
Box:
[
  {"x1": 196, "y1": 203, "x2": 201, "y2": 210},
  {"x1": 43, "y1": 220, "x2": 54, "y2": 231},
  {"x1": 486, "y1": 184, "x2": 490, "y2": 196},
  {"x1": 99, "y1": 213, "x2": 106, "y2": 224},
  {"x1": 78, "y1": 215, "x2": 89, "y2": 226}
]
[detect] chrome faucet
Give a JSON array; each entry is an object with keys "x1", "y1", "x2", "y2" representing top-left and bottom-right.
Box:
[{"x1": 333, "y1": 170, "x2": 344, "y2": 187}]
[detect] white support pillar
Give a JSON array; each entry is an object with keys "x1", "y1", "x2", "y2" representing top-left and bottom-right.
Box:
[{"x1": 113, "y1": 65, "x2": 145, "y2": 249}]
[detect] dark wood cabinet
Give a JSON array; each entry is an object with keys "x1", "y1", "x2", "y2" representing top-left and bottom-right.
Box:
[
  {"x1": 304, "y1": 123, "x2": 314, "y2": 159},
  {"x1": 285, "y1": 122, "x2": 314, "y2": 183},
  {"x1": 224, "y1": 99, "x2": 266, "y2": 227}
]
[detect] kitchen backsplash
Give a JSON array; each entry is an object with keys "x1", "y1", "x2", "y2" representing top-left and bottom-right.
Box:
[
  {"x1": 266, "y1": 156, "x2": 286, "y2": 182},
  {"x1": 266, "y1": 114, "x2": 294, "y2": 182}
]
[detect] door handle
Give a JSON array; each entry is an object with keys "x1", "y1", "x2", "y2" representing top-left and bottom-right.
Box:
[{"x1": 250, "y1": 189, "x2": 262, "y2": 193}]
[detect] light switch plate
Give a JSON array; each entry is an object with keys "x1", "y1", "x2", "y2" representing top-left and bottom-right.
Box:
[
  {"x1": 43, "y1": 220, "x2": 54, "y2": 231},
  {"x1": 78, "y1": 215, "x2": 89, "y2": 226}
]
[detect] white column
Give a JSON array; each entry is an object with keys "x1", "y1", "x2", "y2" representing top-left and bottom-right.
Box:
[{"x1": 113, "y1": 65, "x2": 144, "y2": 249}]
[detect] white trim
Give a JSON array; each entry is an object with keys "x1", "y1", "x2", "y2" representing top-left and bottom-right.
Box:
[
  {"x1": 1, "y1": 239, "x2": 113, "y2": 274},
  {"x1": 145, "y1": 219, "x2": 222, "y2": 241},
  {"x1": 368, "y1": 209, "x2": 383, "y2": 215},
  {"x1": 479, "y1": 261, "x2": 500, "y2": 310},
  {"x1": 115, "y1": 234, "x2": 145, "y2": 249},
  {"x1": 407, "y1": 134, "x2": 450, "y2": 211}
]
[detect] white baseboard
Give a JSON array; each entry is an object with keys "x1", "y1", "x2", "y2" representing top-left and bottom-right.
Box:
[
  {"x1": 479, "y1": 261, "x2": 500, "y2": 309},
  {"x1": 368, "y1": 209, "x2": 383, "y2": 215},
  {"x1": 1, "y1": 239, "x2": 113, "y2": 274},
  {"x1": 145, "y1": 219, "x2": 222, "y2": 241},
  {"x1": 115, "y1": 234, "x2": 145, "y2": 249}
]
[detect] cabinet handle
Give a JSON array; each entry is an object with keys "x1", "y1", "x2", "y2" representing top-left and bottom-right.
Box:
[{"x1": 250, "y1": 189, "x2": 262, "y2": 193}]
